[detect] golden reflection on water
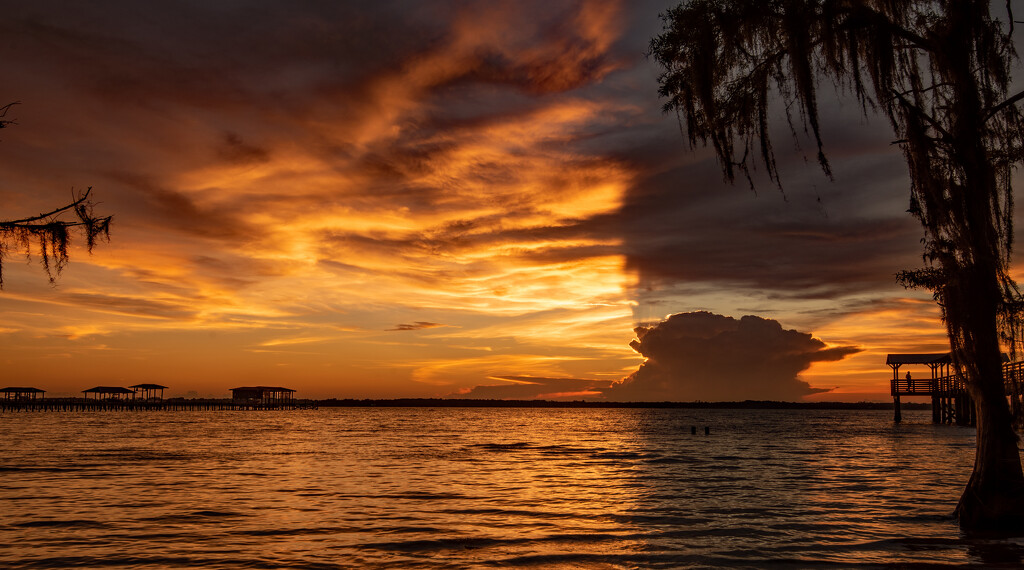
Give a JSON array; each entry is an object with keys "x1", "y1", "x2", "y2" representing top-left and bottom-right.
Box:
[{"x1": 2, "y1": 408, "x2": 1022, "y2": 567}]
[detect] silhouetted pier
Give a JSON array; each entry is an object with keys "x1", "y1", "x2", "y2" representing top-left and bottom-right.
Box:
[
  {"x1": 0, "y1": 383, "x2": 315, "y2": 412},
  {"x1": 0, "y1": 397, "x2": 317, "y2": 412},
  {"x1": 889, "y1": 353, "x2": 1024, "y2": 425}
]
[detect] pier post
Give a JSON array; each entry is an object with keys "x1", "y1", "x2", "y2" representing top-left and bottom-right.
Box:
[
  {"x1": 955, "y1": 396, "x2": 970, "y2": 426},
  {"x1": 893, "y1": 395, "x2": 902, "y2": 423}
]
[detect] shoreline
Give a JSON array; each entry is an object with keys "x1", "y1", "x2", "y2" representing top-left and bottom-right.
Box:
[
  {"x1": 0, "y1": 397, "x2": 929, "y2": 412},
  {"x1": 313, "y1": 398, "x2": 926, "y2": 410}
]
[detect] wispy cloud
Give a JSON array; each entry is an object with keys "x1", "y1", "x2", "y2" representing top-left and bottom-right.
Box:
[{"x1": 388, "y1": 322, "x2": 447, "y2": 332}]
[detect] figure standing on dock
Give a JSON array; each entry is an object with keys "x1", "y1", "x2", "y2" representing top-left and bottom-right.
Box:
[{"x1": 906, "y1": 371, "x2": 912, "y2": 391}]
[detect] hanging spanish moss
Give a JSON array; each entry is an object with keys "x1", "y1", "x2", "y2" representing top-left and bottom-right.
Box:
[
  {"x1": 0, "y1": 102, "x2": 112, "y2": 287},
  {"x1": 0, "y1": 187, "x2": 112, "y2": 287}
]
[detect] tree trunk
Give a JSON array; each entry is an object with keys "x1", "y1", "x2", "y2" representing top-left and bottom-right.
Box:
[
  {"x1": 942, "y1": 1, "x2": 1024, "y2": 530},
  {"x1": 943, "y1": 218, "x2": 1024, "y2": 530},
  {"x1": 956, "y1": 386, "x2": 1024, "y2": 530}
]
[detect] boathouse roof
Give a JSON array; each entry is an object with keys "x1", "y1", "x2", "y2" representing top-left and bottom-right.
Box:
[
  {"x1": 82, "y1": 386, "x2": 136, "y2": 394},
  {"x1": 886, "y1": 353, "x2": 951, "y2": 365},
  {"x1": 129, "y1": 383, "x2": 168, "y2": 389},
  {"x1": 0, "y1": 387, "x2": 45, "y2": 393},
  {"x1": 886, "y1": 352, "x2": 1009, "y2": 365}
]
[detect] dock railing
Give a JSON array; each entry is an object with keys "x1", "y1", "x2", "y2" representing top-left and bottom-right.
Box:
[
  {"x1": 1005, "y1": 361, "x2": 1024, "y2": 398},
  {"x1": 892, "y1": 360, "x2": 1024, "y2": 397},
  {"x1": 891, "y1": 375, "x2": 966, "y2": 396}
]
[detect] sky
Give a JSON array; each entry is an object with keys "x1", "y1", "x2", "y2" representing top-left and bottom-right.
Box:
[{"x1": 0, "y1": 0, "x2": 967, "y2": 400}]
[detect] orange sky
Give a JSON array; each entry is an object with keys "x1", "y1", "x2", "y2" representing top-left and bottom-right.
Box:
[{"x1": 0, "y1": 0, "x2": 960, "y2": 400}]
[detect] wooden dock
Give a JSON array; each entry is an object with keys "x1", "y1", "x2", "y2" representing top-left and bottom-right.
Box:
[
  {"x1": 889, "y1": 354, "x2": 1024, "y2": 426},
  {"x1": 0, "y1": 397, "x2": 318, "y2": 412}
]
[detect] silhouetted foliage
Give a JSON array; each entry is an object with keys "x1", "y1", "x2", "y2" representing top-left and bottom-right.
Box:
[
  {"x1": 0, "y1": 103, "x2": 111, "y2": 287},
  {"x1": 0, "y1": 101, "x2": 17, "y2": 129},
  {"x1": 652, "y1": 1, "x2": 1024, "y2": 530}
]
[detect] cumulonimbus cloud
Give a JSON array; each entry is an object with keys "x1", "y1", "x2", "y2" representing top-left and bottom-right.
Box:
[{"x1": 607, "y1": 311, "x2": 860, "y2": 401}]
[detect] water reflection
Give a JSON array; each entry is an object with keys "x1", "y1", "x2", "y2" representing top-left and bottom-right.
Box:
[{"x1": 0, "y1": 408, "x2": 1021, "y2": 567}]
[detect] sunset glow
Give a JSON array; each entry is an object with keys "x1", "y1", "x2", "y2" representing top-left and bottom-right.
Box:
[{"x1": 0, "y1": 0, "x2": 954, "y2": 400}]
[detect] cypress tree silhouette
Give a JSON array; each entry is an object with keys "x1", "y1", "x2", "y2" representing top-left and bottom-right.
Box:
[{"x1": 651, "y1": 1, "x2": 1024, "y2": 530}]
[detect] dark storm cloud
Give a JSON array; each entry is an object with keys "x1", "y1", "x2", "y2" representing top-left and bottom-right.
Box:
[
  {"x1": 607, "y1": 312, "x2": 860, "y2": 401},
  {"x1": 611, "y1": 114, "x2": 925, "y2": 303},
  {"x1": 3, "y1": 1, "x2": 449, "y2": 105},
  {"x1": 5, "y1": 1, "x2": 622, "y2": 115}
]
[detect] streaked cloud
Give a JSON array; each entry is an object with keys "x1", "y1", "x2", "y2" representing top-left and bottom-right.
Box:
[
  {"x1": 452, "y1": 375, "x2": 612, "y2": 400},
  {"x1": 388, "y1": 322, "x2": 447, "y2": 332}
]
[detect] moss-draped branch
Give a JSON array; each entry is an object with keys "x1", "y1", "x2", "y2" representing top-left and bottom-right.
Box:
[
  {"x1": 0, "y1": 187, "x2": 112, "y2": 287},
  {"x1": 0, "y1": 102, "x2": 112, "y2": 287}
]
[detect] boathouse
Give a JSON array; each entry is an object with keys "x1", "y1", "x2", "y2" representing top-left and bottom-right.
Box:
[
  {"x1": 83, "y1": 386, "x2": 136, "y2": 400},
  {"x1": 887, "y1": 352, "x2": 1019, "y2": 425},
  {"x1": 1, "y1": 387, "x2": 45, "y2": 401},
  {"x1": 231, "y1": 386, "x2": 295, "y2": 406},
  {"x1": 130, "y1": 383, "x2": 168, "y2": 400}
]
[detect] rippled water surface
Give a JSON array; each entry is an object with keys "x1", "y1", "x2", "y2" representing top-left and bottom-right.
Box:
[{"x1": 3, "y1": 407, "x2": 1024, "y2": 568}]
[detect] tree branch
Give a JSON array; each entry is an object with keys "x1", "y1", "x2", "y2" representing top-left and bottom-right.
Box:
[
  {"x1": 0, "y1": 187, "x2": 95, "y2": 226},
  {"x1": 890, "y1": 89, "x2": 953, "y2": 142},
  {"x1": 0, "y1": 101, "x2": 19, "y2": 128},
  {"x1": 837, "y1": 5, "x2": 933, "y2": 52},
  {"x1": 985, "y1": 88, "x2": 1024, "y2": 122}
]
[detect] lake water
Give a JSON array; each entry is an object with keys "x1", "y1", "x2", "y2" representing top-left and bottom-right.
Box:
[{"x1": 2, "y1": 407, "x2": 1024, "y2": 568}]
